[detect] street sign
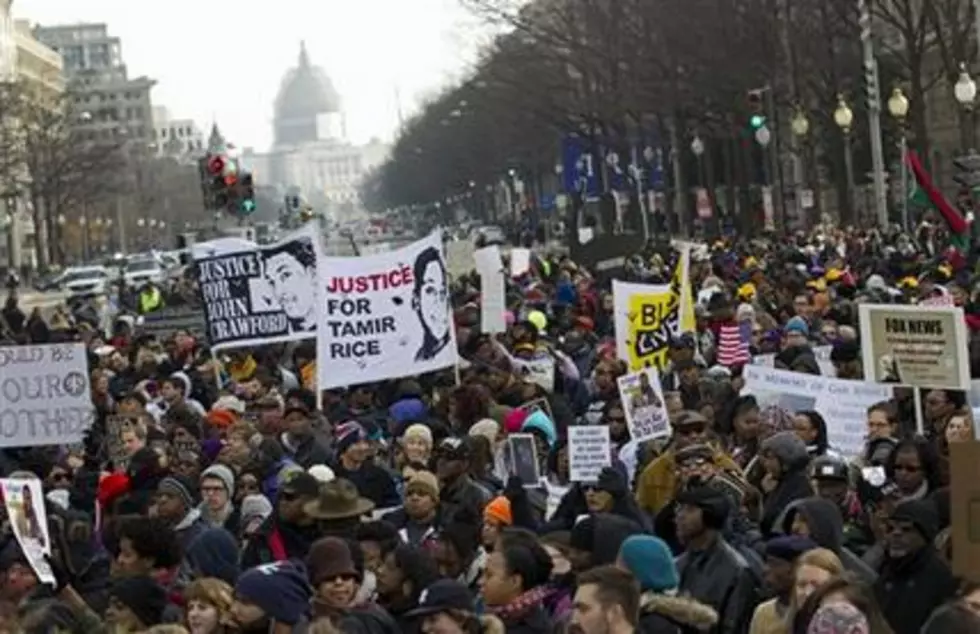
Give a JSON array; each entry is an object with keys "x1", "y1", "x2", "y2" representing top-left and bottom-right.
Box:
[
  {"x1": 696, "y1": 188, "x2": 712, "y2": 219},
  {"x1": 800, "y1": 189, "x2": 814, "y2": 209}
]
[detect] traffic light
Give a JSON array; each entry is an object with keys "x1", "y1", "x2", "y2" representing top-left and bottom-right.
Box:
[
  {"x1": 747, "y1": 90, "x2": 765, "y2": 129},
  {"x1": 239, "y1": 173, "x2": 256, "y2": 215},
  {"x1": 953, "y1": 151, "x2": 980, "y2": 192}
]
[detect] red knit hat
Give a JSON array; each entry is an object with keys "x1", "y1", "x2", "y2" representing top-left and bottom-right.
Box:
[{"x1": 97, "y1": 473, "x2": 131, "y2": 508}]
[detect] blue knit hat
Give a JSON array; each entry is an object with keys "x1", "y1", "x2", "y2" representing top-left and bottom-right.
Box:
[
  {"x1": 334, "y1": 421, "x2": 367, "y2": 457},
  {"x1": 617, "y1": 535, "x2": 678, "y2": 592},
  {"x1": 234, "y1": 561, "x2": 312, "y2": 626}
]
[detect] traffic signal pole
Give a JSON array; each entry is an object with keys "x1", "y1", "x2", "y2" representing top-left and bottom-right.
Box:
[{"x1": 858, "y1": 0, "x2": 889, "y2": 229}]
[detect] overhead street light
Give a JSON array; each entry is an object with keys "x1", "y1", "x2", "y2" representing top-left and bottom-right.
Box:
[
  {"x1": 834, "y1": 95, "x2": 854, "y2": 134},
  {"x1": 955, "y1": 63, "x2": 977, "y2": 109}
]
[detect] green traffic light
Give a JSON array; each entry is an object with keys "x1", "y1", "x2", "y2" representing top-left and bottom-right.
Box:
[
  {"x1": 241, "y1": 199, "x2": 256, "y2": 214},
  {"x1": 749, "y1": 114, "x2": 765, "y2": 129}
]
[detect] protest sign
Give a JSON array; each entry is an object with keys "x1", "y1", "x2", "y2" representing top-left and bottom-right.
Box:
[
  {"x1": 1, "y1": 478, "x2": 53, "y2": 584},
  {"x1": 617, "y1": 368, "x2": 670, "y2": 442},
  {"x1": 950, "y1": 441, "x2": 980, "y2": 582},
  {"x1": 510, "y1": 248, "x2": 531, "y2": 276},
  {"x1": 473, "y1": 246, "x2": 506, "y2": 334},
  {"x1": 194, "y1": 223, "x2": 324, "y2": 350},
  {"x1": 743, "y1": 365, "x2": 893, "y2": 457},
  {"x1": 753, "y1": 345, "x2": 836, "y2": 377},
  {"x1": 104, "y1": 414, "x2": 139, "y2": 471},
  {"x1": 503, "y1": 434, "x2": 541, "y2": 487},
  {"x1": 140, "y1": 306, "x2": 207, "y2": 339},
  {"x1": 0, "y1": 343, "x2": 92, "y2": 448},
  {"x1": 317, "y1": 230, "x2": 459, "y2": 389},
  {"x1": 568, "y1": 425, "x2": 611, "y2": 482},
  {"x1": 513, "y1": 357, "x2": 556, "y2": 392},
  {"x1": 613, "y1": 251, "x2": 694, "y2": 371},
  {"x1": 859, "y1": 303, "x2": 969, "y2": 390}
]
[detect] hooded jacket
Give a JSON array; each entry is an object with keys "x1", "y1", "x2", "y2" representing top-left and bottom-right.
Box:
[
  {"x1": 779, "y1": 498, "x2": 877, "y2": 583},
  {"x1": 638, "y1": 593, "x2": 719, "y2": 634},
  {"x1": 571, "y1": 513, "x2": 647, "y2": 567},
  {"x1": 759, "y1": 432, "x2": 813, "y2": 537}
]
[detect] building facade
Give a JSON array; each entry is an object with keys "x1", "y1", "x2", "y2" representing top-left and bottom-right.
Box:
[
  {"x1": 247, "y1": 42, "x2": 388, "y2": 219},
  {"x1": 34, "y1": 23, "x2": 155, "y2": 144},
  {"x1": 152, "y1": 105, "x2": 204, "y2": 162}
]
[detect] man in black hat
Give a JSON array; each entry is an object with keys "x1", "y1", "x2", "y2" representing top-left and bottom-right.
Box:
[
  {"x1": 811, "y1": 456, "x2": 872, "y2": 555},
  {"x1": 675, "y1": 486, "x2": 758, "y2": 634},
  {"x1": 435, "y1": 437, "x2": 491, "y2": 521},
  {"x1": 241, "y1": 471, "x2": 321, "y2": 569},
  {"x1": 874, "y1": 499, "x2": 958, "y2": 634}
]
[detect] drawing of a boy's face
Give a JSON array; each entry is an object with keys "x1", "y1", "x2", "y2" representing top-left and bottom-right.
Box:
[
  {"x1": 418, "y1": 260, "x2": 448, "y2": 339},
  {"x1": 265, "y1": 252, "x2": 314, "y2": 321}
]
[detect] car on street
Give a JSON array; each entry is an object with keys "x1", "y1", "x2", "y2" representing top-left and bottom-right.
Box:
[
  {"x1": 61, "y1": 266, "x2": 110, "y2": 298},
  {"x1": 470, "y1": 224, "x2": 506, "y2": 245},
  {"x1": 123, "y1": 256, "x2": 166, "y2": 287}
]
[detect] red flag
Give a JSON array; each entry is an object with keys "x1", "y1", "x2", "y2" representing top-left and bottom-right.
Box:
[{"x1": 906, "y1": 149, "x2": 969, "y2": 234}]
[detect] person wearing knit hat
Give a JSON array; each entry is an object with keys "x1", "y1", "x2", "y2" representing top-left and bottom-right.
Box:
[
  {"x1": 106, "y1": 575, "x2": 168, "y2": 631},
  {"x1": 239, "y1": 493, "x2": 273, "y2": 538},
  {"x1": 334, "y1": 421, "x2": 369, "y2": 460},
  {"x1": 618, "y1": 535, "x2": 721, "y2": 633},
  {"x1": 749, "y1": 535, "x2": 819, "y2": 634},
  {"x1": 759, "y1": 430, "x2": 813, "y2": 536},
  {"x1": 481, "y1": 496, "x2": 512, "y2": 549},
  {"x1": 306, "y1": 537, "x2": 362, "y2": 612},
  {"x1": 469, "y1": 418, "x2": 502, "y2": 450},
  {"x1": 675, "y1": 486, "x2": 731, "y2": 534},
  {"x1": 392, "y1": 471, "x2": 441, "y2": 547},
  {"x1": 199, "y1": 464, "x2": 236, "y2": 530},
  {"x1": 155, "y1": 474, "x2": 206, "y2": 550},
  {"x1": 308, "y1": 464, "x2": 336, "y2": 483},
  {"x1": 402, "y1": 423, "x2": 433, "y2": 465},
  {"x1": 206, "y1": 408, "x2": 237, "y2": 430},
  {"x1": 806, "y1": 602, "x2": 869, "y2": 634},
  {"x1": 406, "y1": 470, "x2": 440, "y2": 500},
  {"x1": 231, "y1": 560, "x2": 313, "y2": 629}
]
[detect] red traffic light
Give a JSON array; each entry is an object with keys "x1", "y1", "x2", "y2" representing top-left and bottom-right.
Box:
[
  {"x1": 207, "y1": 155, "x2": 225, "y2": 176},
  {"x1": 223, "y1": 173, "x2": 238, "y2": 186}
]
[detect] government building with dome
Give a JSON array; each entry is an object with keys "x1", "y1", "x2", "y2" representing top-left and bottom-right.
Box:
[{"x1": 242, "y1": 42, "x2": 388, "y2": 219}]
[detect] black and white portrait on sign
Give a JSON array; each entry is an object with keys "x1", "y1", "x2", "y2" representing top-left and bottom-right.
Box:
[
  {"x1": 255, "y1": 238, "x2": 318, "y2": 333},
  {"x1": 412, "y1": 245, "x2": 451, "y2": 361}
]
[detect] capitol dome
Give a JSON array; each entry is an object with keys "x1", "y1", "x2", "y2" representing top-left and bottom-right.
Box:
[{"x1": 272, "y1": 41, "x2": 341, "y2": 146}]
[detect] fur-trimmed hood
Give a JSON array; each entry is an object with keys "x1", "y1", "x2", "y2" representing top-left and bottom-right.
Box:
[{"x1": 640, "y1": 592, "x2": 719, "y2": 631}]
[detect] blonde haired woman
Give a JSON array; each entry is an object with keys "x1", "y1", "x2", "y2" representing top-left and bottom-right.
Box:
[
  {"x1": 792, "y1": 548, "x2": 844, "y2": 609},
  {"x1": 184, "y1": 578, "x2": 233, "y2": 634}
]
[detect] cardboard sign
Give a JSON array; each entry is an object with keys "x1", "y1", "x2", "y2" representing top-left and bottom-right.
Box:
[
  {"x1": 568, "y1": 425, "x2": 611, "y2": 482},
  {"x1": 950, "y1": 441, "x2": 980, "y2": 582},
  {"x1": 140, "y1": 306, "x2": 207, "y2": 339}
]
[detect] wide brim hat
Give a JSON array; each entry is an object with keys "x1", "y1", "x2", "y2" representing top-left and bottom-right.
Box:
[{"x1": 302, "y1": 478, "x2": 375, "y2": 520}]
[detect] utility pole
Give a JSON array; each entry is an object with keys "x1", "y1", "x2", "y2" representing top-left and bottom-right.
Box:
[{"x1": 858, "y1": 0, "x2": 889, "y2": 228}]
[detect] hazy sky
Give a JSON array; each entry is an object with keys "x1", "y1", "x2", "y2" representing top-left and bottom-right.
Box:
[{"x1": 16, "y1": 0, "x2": 490, "y2": 151}]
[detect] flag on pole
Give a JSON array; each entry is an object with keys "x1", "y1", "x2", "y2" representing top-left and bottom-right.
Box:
[{"x1": 905, "y1": 149, "x2": 970, "y2": 251}]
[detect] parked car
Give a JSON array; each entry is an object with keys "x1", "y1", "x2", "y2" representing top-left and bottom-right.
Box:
[
  {"x1": 61, "y1": 266, "x2": 110, "y2": 298},
  {"x1": 123, "y1": 257, "x2": 165, "y2": 287}
]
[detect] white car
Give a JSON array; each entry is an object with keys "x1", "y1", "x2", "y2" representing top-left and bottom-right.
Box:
[
  {"x1": 61, "y1": 266, "x2": 109, "y2": 298},
  {"x1": 123, "y1": 257, "x2": 165, "y2": 287},
  {"x1": 471, "y1": 224, "x2": 506, "y2": 245}
]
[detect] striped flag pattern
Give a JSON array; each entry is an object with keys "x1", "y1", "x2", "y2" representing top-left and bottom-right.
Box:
[{"x1": 717, "y1": 324, "x2": 751, "y2": 367}]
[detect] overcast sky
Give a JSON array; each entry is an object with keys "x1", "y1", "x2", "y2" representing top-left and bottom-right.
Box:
[{"x1": 16, "y1": 0, "x2": 489, "y2": 151}]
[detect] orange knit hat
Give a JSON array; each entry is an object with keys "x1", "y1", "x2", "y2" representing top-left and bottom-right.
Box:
[{"x1": 484, "y1": 496, "x2": 513, "y2": 526}]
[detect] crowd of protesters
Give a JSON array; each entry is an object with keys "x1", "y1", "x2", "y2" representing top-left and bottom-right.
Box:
[{"x1": 0, "y1": 221, "x2": 978, "y2": 634}]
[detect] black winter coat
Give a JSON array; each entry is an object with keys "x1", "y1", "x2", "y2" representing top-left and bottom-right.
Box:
[
  {"x1": 874, "y1": 547, "x2": 958, "y2": 634},
  {"x1": 677, "y1": 535, "x2": 758, "y2": 634}
]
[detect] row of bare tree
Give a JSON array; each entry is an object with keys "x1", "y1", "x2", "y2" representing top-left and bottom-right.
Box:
[
  {"x1": 0, "y1": 81, "x2": 204, "y2": 269},
  {"x1": 362, "y1": 0, "x2": 980, "y2": 224}
]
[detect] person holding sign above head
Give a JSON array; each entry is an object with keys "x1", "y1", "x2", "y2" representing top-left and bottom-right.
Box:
[
  {"x1": 412, "y1": 246, "x2": 451, "y2": 362},
  {"x1": 260, "y1": 238, "x2": 318, "y2": 333}
]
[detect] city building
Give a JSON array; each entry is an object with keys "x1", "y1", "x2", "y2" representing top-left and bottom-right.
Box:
[
  {"x1": 248, "y1": 41, "x2": 389, "y2": 219},
  {"x1": 15, "y1": 20, "x2": 63, "y2": 98},
  {"x1": 152, "y1": 105, "x2": 205, "y2": 162},
  {"x1": 34, "y1": 23, "x2": 155, "y2": 144}
]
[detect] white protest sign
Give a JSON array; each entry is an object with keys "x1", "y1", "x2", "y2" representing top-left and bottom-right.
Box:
[
  {"x1": 752, "y1": 345, "x2": 836, "y2": 377},
  {"x1": 0, "y1": 344, "x2": 93, "y2": 448},
  {"x1": 569, "y1": 425, "x2": 611, "y2": 482},
  {"x1": 616, "y1": 367, "x2": 670, "y2": 442},
  {"x1": 1, "y1": 478, "x2": 53, "y2": 584},
  {"x1": 742, "y1": 364, "x2": 893, "y2": 457},
  {"x1": 510, "y1": 248, "x2": 531, "y2": 276},
  {"x1": 513, "y1": 357, "x2": 556, "y2": 392},
  {"x1": 194, "y1": 223, "x2": 324, "y2": 350},
  {"x1": 474, "y1": 246, "x2": 507, "y2": 334},
  {"x1": 318, "y1": 230, "x2": 459, "y2": 389}
]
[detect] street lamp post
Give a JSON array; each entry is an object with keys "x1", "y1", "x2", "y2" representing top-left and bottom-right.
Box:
[
  {"x1": 955, "y1": 63, "x2": 977, "y2": 150},
  {"x1": 834, "y1": 95, "x2": 857, "y2": 224},
  {"x1": 790, "y1": 108, "x2": 811, "y2": 226},
  {"x1": 887, "y1": 87, "x2": 911, "y2": 230}
]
